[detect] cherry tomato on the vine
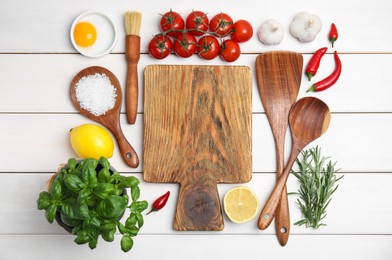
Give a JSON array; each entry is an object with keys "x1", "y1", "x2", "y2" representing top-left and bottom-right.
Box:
[
  {"x1": 186, "y1": 11, "x2": 209, "y2": 36},
  {"x1": 148, "y1": 35, "x2": 173, "y2": 59},
  {"x1": 231, "y1": 19, "x2": 253, "y2": 43},
  {"x1": 220, "y1": 39, "x2": 241, "y2": 62},
  {"x1": 209, "y1": 13, "x2": 233, "y2": 37},
  {"x1": 173, "y1": 33, "x2": 197, "y2": 58},
  {"x1": 197, "y1": 35, "x2": 220, "y2": 60},
  {"x1": 160, "y1": 10, "x2": 185, "y2": 37}
]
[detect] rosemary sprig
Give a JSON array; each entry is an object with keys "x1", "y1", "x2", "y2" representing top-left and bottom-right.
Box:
[{"x1": 290, "y1": 146, "x2": 343, "y2": 229}]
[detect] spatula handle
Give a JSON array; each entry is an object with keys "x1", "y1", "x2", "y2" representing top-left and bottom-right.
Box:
[
  {"x1": 258, "y1": 146, "x2": 301, "y2": 230},
  {"x1": 125, "y1": 35, "x2": 140, "y2": 125},
  {"x1": 275, "y1": 186, "x2": 290, "y2": 246}
]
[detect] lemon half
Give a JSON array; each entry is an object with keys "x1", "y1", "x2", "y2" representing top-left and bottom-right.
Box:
[
  {"x1": 69, "y1": 124, "x2": 114, "y2": 159},
  {"x1": 223, "y1": 186, "x2": 259, "y2": 223}
]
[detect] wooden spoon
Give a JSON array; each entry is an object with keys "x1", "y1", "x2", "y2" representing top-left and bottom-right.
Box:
[
  {"x1": 70, "y1": 66, "x2": 139, "y2": 168},
  {"x1": 255, "y1": 51, "x2": 303, "y2": 246},
  {"x1": 258, "y1": 97, "x2": 331, "y2": 230}
]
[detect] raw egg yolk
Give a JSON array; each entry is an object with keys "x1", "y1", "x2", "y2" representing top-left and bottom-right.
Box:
[{"x1": 74, "y1": 22, "x2": 97, "y2": 48}]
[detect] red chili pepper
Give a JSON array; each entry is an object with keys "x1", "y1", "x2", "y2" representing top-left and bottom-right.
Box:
[
  {"x1": 329, "y1": 23, "x2": 338, "y2": 48},
  {"x1": 305, "y1": 47, "x2": 328, "y2": 81},
  {"x1": 306, "y1": 51, "x2": 342, "y2": 92},
  {"x1": 146, "y1": 191, "x2": 170, "y2": 215}
]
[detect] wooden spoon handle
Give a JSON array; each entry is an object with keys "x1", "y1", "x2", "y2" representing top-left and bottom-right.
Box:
[
  {"x1": 109, "y1": 119, "x2": 139, "y2": 168},
  {"x1": 125, "y1": 35, "x2": 140, "y2": 125},
  {"x1": 258, "y1": 145, "x2": 301, "y2": 230}
]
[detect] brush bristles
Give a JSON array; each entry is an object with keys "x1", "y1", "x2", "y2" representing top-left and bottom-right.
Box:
[{"x1": 125, "y1": 11, "x2": 142, "y2": 36}]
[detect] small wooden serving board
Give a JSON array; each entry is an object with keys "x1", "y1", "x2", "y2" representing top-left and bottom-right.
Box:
[{"x1": 143, "y1": 65, "x2": 252, "y2": 231}]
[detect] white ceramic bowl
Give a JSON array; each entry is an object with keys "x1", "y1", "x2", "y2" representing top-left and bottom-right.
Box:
[{"x1": 70, "y1": 10, "x2": 117, "y2": 58}]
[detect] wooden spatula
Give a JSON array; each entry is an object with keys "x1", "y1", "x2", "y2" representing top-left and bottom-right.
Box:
[{"x1": 255, "y1": 51, "x2": 303, "y2": 246}]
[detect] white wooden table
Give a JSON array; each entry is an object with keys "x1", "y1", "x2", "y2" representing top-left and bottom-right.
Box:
[{"x1": 1, "y1": 0, "x2": 392, "y2": 259}]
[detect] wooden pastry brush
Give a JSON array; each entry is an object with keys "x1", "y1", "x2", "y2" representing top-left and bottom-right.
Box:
[{"x1": 124, "y1": 11, "x2": 142, "y2": 124}]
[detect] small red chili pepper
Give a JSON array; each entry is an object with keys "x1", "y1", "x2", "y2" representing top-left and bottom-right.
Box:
[
  {"x1": 306, "y1": 47, "x2": 328, "y2": 81},
  {"x1": 329, "y1": 23, "x2": 338, "y2": 48},
  {"x1": 307, "y1": 51, "x2": 342, "y2": 92},
  {"x1": 146, "y1": 191, "x2": 170, "y2": 215}
]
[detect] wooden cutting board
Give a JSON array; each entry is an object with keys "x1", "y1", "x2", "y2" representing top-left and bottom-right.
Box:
[{"x1": 143, "y1": 65, "x2": 252, "y2": 231}]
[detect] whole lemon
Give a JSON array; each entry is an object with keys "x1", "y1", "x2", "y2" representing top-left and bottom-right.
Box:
[{"x1": 70, "y1": 124, "x2": 114, "y2": 159}]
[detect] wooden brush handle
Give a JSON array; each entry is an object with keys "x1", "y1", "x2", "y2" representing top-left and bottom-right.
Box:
[
  {"x1": 258, "y1": 143, "x2": 301, "y2": 230},
  {"x1": 125, "y1": 35, "x2": 140, "y2": 125}
]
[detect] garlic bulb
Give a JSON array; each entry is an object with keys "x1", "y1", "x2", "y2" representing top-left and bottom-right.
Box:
[
  {"x1": 257, "y1": 19, "x2": 284, "y2": 45},
  {"x1": 290, "y1": 12, "x2": 322, "y2": 43}
]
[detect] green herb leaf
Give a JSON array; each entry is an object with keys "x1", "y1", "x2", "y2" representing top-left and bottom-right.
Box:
[
  {"x1": 102, "y1": 229, "x2": 115, "y2": 242},
  {"x1": 98, "y1": 168, "x2": 111, "y2": 183},
  {"x1": 49, "y1": 180, "x2": 62, "y2": 200},
  {"x1": 96, "y1": 195, "x2": 127, "y2": 220},
  {"x1": 45, "y1": 204, "x2": 57, "y2": 223},
  {"x1": 99, "y1": 157, "x2": 110, "y2": 169},
  {"x1": 125, "y1": 213, "x2": 137, "y2": 228},
  {"x1": 120, "y1": 235, "x2": 134, "y2": 252},
  {"x1": 121, "y1": 176, "x2": 140, "y2": 188},
  {"x1": 64, "y1": 174, "x2": 85, "y2": 192},
  {"x1": 134, "y1": 211, "x2": 144, "y2": 228},
  {"x1": 68, "y1": 158, "x2": 77, "y2": 172},
  {"x1": 37, "y1": 191, "x2": 51, "y2": 210},
  {"x1": 94, "y1": 183, "x2": 115, "y2": 199},
  {"x1": 74, "y1": 230, "x2": 90, "y2": 245},
  {"x1": 131, "y1": 186, "x2": 140, "y2": 201}
]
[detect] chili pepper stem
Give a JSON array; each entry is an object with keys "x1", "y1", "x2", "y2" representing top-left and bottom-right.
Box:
[
  {"x1": 146, "y1": 208, "x2": 157, "y2": 215},
  {"x1": 306, "y1": 73, "x2": 314, "y2": 81},
  {"x1": 306, "y1": 84, "x2": 317, "y2": 93}
]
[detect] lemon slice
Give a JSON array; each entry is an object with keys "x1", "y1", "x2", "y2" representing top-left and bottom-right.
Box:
[{"x1": 223, "y1": 186, "x2": 259, "y2": 223}]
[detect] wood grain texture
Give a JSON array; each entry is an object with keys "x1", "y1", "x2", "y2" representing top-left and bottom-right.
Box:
[
  {"x1": 258, "y1": 97, "x2": 331, "y2": 230},
  {"x1": 255, "y1": 51, "x2": 303, "y2": 246},
  {"x1": 70, "y1": 66, "x2": 139, "y2": 168},
  {"x1": 143, "y1": 65, "x2": 252, "y2": 231},
  {"x1": 125, "y1": 35, "x2": 141, "y2": 124}
]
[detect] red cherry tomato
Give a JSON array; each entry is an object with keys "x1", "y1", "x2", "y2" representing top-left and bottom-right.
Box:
[
  {"x1": 197, "y1": 35, "x2": 220, "y2": 60},
  {"x1": 209, "y1": 13, "x2": 233, "y2": 37},
  {"x1": 186, "y1": 11, "x2": 209, "y2": 36},
  {"x1": 231, "y1": 20, "x2": 253, "y2": 43},
  {"x1": 148, "y1": 35, "x2": 173, "y2": 59},
  {"x1": 160, "y1": 10, "x2": 185, "y2": 37},
  {"x1": 173, "y1": 33, "x2": 197, "y2": 58},
  {"x1": 220, "y1": 39, "x2": 241, "y2": 62}
]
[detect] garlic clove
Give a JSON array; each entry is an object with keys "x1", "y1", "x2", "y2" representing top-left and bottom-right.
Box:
[{"x1": 257, "y1": 19, "x2": 284, "y2": 45}]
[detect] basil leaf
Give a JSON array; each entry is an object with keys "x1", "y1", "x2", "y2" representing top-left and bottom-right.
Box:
[
  {"x1": 37, "y1": 191, "x2": 51, "y2": 210},
  {"x1": 135, "y1": 211, "x2": 144, "y2": 228},
  {"x1": 100, "y1": 222, "x2": 117, "y2": 232},
  {"x1": 120, "y1": 235, "x2": 134, "y2": 252},
  {"x1": 98, "y1": 168, "x2": 111, "y2": 183},
  {"x1": 99, "y1": 157, "x2": 110, "y2": 169},
  {"x1": 67, "y1": 158, "x2": 77, "y2": 172},
  {"x1": 131, "y1": 186, "x2": 140, "y2": 201},
  {"x1": 82, "y1": 164, "x2": 98, "y2": 188},
  {"x1": 125, "y1": 213, "x2": 137, "y2": 228},
  {"x1": 88, "y1": 239, "x2": 97, "y2": 250},
  {"x1": 121, "y1": 176, "x2": 140, "y2": 188},
  {"x1": 97, "y1": 195, "x2": 127, "y2": 220},
  {"x1": 45, "y1": 204, "x2": 57, "y2": 223},
  {"x1": 78, "y1": 189, "x2": 91, "y2": 204},
  {"x1": 101, "y1": 230, "x2": 115, "y2": 242},
  {"x1": 78, "y1": 203, "x2": 89, "y2": 219},
  {"x1": 136, "y1": 200, "x2": 148, "y2": 211},
  {"x1": 74, "y1": 230, "x2": 89, "y2": 245},
  {"x1": 64, "y1": 174, "x2": 85, "y2": 192},
  {"x1": 60, "y1": 213, "x2": 81, "y2": 227},
  {"x1": 117, "y1": 222, "x2": 131, "y2": 235},
  {"x1": 86, "y1": 194, "x2": 98, "y2": 207},
  {"x1": 94, "y1": 183, "x2": 115, "y2": 199},
  {"x1": 49, "y1": 180, "x2": 62, "y2": 200}
]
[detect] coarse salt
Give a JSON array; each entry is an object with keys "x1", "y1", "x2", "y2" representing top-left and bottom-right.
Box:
[{"x1": 75, "y1": 73, "x2": 117, "y2": 116}]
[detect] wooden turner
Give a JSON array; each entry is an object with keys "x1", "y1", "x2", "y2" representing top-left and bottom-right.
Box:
[{"x1": 255, "y1": 51, "x2": 303, "y2": 245}]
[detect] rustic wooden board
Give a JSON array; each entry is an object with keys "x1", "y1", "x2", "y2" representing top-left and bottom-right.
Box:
[{"x1": 143, "y1": 65, "x2": 252, "y2": 231}]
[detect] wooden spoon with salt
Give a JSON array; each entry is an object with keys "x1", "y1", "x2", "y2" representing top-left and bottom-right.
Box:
[{"x1": 70, "y1": 66, "x2": 139, "y2": 168}]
